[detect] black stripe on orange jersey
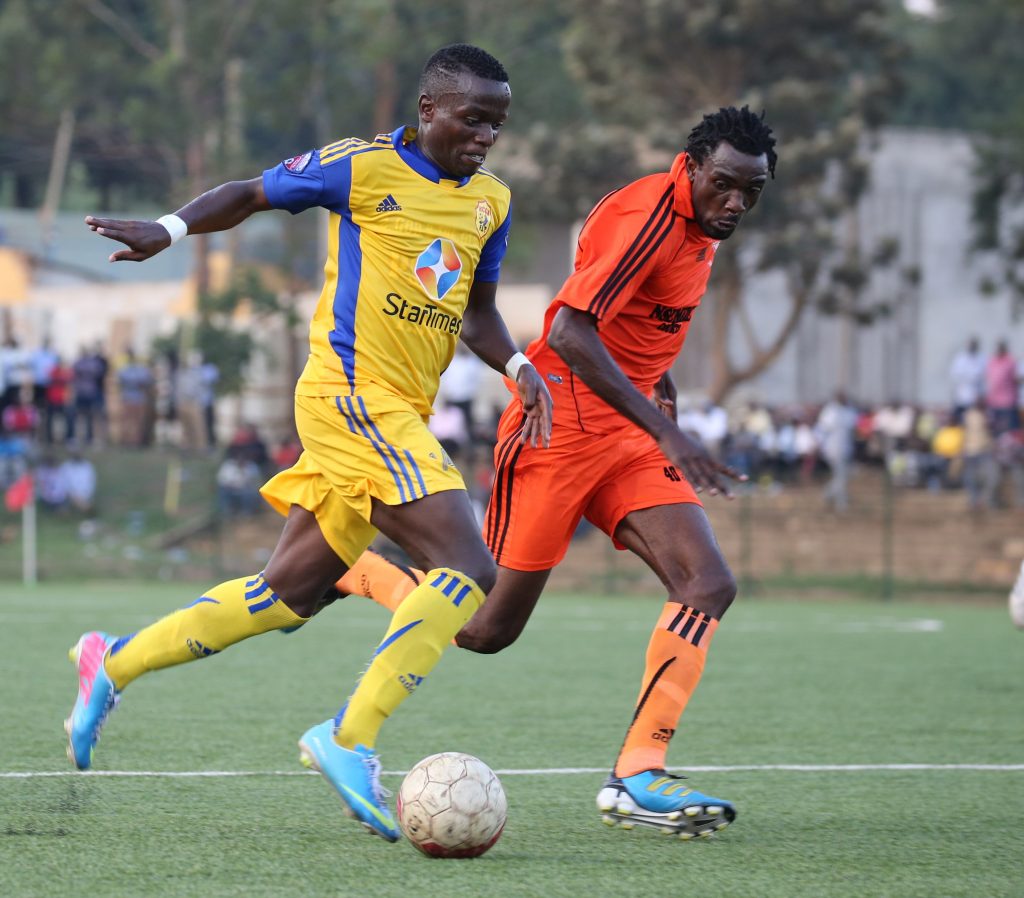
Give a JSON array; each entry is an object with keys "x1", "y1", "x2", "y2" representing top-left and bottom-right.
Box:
[
  {"x1": 590, "y1": 192, "x2": 676, "y2": 320},
  {"x1": 588, "y1": 184, "x2": 675, "y2": 319},
  {"x1": 567, "y1": 369, "x2": 586, "y2": 431}
]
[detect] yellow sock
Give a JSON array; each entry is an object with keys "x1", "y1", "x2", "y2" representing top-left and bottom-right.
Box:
[
  {"x1": 335, "y1": 549, "x2": 424, "y2": 613},
  {"x1": 336, "y1": 567, "x2": 484, "y2": 749},
  {"x1": 104, "y1": 573, "x2": 308, "y2": 690}
]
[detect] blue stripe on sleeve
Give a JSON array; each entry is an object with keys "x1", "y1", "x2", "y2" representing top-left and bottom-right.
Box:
[{"x1": 475, "y1": 202, "x2": 512, "y2": 282}]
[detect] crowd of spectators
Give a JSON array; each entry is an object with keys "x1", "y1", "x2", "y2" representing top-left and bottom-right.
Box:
[
  {"x1": 6, "y1": 330, "x2": 1020, "y2": 522},
  {"x1": 0, "y1": 333, "x2": 312, "y2": 524},
  {"x1": 427, "y1": 336, "x2": 1024, "y2": 517},
  {"x1": 684, "y1": 391, "x2": 1022, "y2": 511},
  {"x1": 678, "y1": 336, "x2": 1023, "y2": 512},
  {"x1": 0, "y1": 337, "x2": 223, "y2": 453},
  {"x1": 34, "y1": 447, "x2": 97, "y2": 515},
  {"x1": 0, "y1": 336, "x2": 227, "y2": 518}
]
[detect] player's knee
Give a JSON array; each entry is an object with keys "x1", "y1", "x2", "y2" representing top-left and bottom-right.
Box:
[
  {"x1": 263, "y1": 566, "x2": 337, "y2": 619},
  {"x1": 455, "y1": 622, "x2": 516, "y2": 655},
  {"x1": 673, "y1": 565, "x2": 737, "y2": 619},
  {"x1": 459, "y1": 556, "x2": 497, "y2": 596},
  {"x1": 699, "y1": 567, "x2": 738, "y2": 618}
]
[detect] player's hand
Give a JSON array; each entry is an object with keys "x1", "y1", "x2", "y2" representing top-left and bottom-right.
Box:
[
  {"x1": 84, "y1": 216, "x2": 173, "y2": 262},
  {"x1": 516, "y1": 366, "x2": 553, "y2": 448},
  {"x1": 653, "y1": 371, "x2": 677, "y2": 420},
  {"x1": 657, "y1": 427, "x2": 747, "y2": 498}
]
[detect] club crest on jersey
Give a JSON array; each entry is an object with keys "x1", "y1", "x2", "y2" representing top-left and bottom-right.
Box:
[
  {"x1": 414, "y1": 238, "x2": 462, "y2": 301},
  {"x1": 283, "y1": 150, "x2": 313, "y2": 173},
  {"x1": 475, "y1": 199, "x2": 493, "y2": 235}
]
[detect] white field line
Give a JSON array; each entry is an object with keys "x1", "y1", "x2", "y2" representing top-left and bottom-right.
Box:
[{"x1": 2, "y1": 763, "x2": 1023, "y2": 779}]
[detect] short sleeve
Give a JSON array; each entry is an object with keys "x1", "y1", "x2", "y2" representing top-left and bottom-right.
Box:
[
  {"x1": 262, "y1": 147, "x2": 352, "y2": 215},
  {"x1": 474, "y1": 203, "x2": 512, "y2": 283},
  {"x1": 554, "y1": 183, "x2": 676, "y2": 325}
]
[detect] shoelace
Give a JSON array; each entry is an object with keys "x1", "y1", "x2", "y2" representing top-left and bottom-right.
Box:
[{"x1": 362, "y1": 753, "x2": 392, "y2": 805}]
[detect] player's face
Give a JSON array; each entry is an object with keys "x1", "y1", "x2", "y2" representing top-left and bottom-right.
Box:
[
  {"x1": 417, "y1": 73, "x2": 511, "y2": 178},
  {"x1": 687, "y1": 142, "x2": 769, "y2": 240}
]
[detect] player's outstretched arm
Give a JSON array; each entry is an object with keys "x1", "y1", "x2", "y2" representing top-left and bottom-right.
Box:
[
  {"x1": 548, "y1": 306, "x2": 745, "y2": 497},
  {"x1": 85, "y1": 177, "x2": 272, "y2": 263},
  {"x1": 461, "y1": 280, "x2": 552, "y2": 447}
]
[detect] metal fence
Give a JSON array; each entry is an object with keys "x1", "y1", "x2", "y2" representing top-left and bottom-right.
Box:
[{"x1": 2, "y1": 453, "x2": 1019, "y2": 600}]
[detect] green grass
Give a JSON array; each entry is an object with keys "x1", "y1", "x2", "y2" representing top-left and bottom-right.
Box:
[
  {"x1": 0, "y1": 449, "x2": 223, "y2": 582},
  {"x1": 1, "y1": 584, "x2": 1022, "y2": 897}
]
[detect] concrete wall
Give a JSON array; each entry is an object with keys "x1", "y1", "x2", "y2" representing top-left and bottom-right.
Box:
[{"x1": 708, "y1": 127, "x2": 1021, "y2": 409}]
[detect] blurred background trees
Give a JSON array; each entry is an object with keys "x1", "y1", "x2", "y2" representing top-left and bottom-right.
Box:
[{"x1": 0, "y1": 0, "x2": 1019, "y2": 397}]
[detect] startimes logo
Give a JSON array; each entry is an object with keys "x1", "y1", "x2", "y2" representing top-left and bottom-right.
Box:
[{"x1": 383, "y1": 293, "x2": 462, "y2": 335}]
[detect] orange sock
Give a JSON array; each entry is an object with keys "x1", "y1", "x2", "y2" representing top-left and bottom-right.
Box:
[
  {"x1": 336, "y1": 549, "x2": 424, "y2": 613},
  {"x1": 614, "y1": 602, "x2": 719, "y2": 777}
]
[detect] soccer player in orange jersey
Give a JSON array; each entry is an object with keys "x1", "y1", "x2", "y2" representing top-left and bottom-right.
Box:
[{"x1": 340, "y1": 105, "x2": 776, "y2": 838}]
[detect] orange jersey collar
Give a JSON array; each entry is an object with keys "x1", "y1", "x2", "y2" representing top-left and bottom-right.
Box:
[{"x1": 670, "y1": 153, "x2": 696, "y2": 221}]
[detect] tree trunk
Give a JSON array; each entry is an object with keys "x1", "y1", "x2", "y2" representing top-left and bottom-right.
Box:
[
  {"x1": 371, "y1": 56, "x2": 399, "y2": 137},
  {"x1": 223, "y1": 57, "x2": 245, "y2": 273},
  {"x1": 39, "y1": 107, "x2": 76, "y2": 260},
  {"x1": 707, "y1": 261, "x2": 812, "y2": 405},
  {"x1": 706, "y1": 254, "x2": 741, "y2": 403}
]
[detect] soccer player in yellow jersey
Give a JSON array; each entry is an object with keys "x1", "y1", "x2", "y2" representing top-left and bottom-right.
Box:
[{"x1": 69, "y1": 44, "x2": 552, "y2": 842}]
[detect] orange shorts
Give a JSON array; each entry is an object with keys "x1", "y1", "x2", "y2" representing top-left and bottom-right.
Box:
[{"x1": 484, "y1": 400, "x2": 701, "y2": 571}]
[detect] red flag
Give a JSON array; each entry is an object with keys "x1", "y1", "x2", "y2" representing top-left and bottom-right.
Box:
[{"x1": 4, "y1": 473, "x2": 33, "y2": 512}]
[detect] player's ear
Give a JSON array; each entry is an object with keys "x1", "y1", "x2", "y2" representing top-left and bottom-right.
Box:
[
  {"x1": 686, "y1": 155, "x2": 697, "y2": 182},
  {"x1": 418, "y1": 93, "x2": 435, "y2": 123}
]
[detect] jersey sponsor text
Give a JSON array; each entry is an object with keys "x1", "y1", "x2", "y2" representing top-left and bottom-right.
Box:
[{"x1": 383, "y1": 293, "x2": 462, "y2": 335}]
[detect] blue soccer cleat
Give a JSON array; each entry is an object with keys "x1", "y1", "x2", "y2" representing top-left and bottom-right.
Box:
[
  {"x1": 298, "y1": 719, "x2": 399, "y2": 842},
  {"x1": 596, "y1": 770, "x2": 736, "y2": 840},
  {"x1": 65, "y1": 631, "x2": 120, "y2": 770}
]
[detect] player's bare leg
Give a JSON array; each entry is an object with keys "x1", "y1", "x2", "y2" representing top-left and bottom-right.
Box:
[
  {"x1": 455, "y1": 567, "x2": 551, "y2": 652},
  {"x1": 597, "y1": 502, "x2": 737, "y2": 839}
]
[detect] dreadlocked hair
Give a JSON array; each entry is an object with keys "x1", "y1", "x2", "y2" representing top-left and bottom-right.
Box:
[
  {"x1": 420, "y1": 44, "x2": 509, "y2": 94},
  {"x1": 685, "y1": 106, "x2": 777, "y2": 178}
]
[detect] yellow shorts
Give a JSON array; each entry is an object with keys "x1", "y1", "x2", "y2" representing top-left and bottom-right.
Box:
[{"x1": 260, "y1": 388, "x2": 466, "y2": 565}]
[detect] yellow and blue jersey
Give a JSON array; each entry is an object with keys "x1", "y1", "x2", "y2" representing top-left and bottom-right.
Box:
[{"x1": 262, "y1": 125, "x2": 512, "y2": 417}]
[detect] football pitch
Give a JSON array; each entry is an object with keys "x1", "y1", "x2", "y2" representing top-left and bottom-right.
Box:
[{"x1": 1, "y1": 582, "x2": 1021, "y2": 898}]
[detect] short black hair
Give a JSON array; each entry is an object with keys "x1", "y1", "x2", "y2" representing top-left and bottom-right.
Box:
[
  {"x1": 685, "y1": 106, "x2": 777, "y2": 178},
  {"x1": 419, "y1": 43, "x2": 509, "y2": 95}
]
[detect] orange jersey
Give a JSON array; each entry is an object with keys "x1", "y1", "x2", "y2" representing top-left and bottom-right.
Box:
[{"x1": 524, "y1": 153, "x2": 718, "y2": 433}]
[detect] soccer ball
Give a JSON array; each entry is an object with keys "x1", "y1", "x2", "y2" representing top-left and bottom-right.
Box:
[{"x1": 396, "y1": 752, "x2": 507, "y2": 858}]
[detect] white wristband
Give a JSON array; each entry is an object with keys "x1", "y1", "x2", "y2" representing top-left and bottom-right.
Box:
[
  {"x1": 505, "y1": 351, "x2": 531, "y2": 381},
  {"x1": 156, "y1": 214, "x2": 188, "y2": 245}
]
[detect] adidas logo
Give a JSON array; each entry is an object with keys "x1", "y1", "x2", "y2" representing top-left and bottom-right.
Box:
[
  {"x1": 376, "y1": 194, "x2": 402, "y2": 213},
  {"x1": 399, "y1": 671, "x2": 424, "y2": 693}
]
